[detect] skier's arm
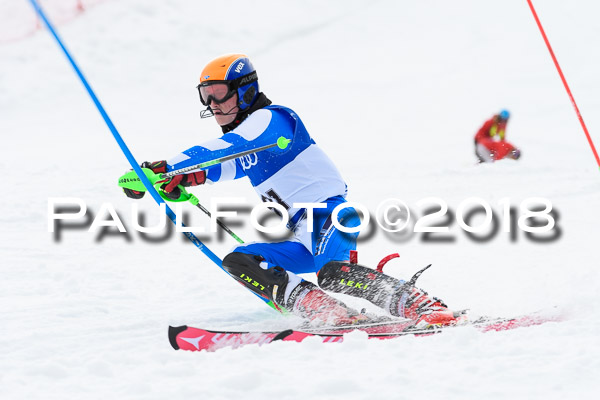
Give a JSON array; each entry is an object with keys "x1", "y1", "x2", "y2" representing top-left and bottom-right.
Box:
[
  {"x1": 475, "y1": 119, "x2": 494, "y2": 142},
  {"x1": 203, "y1": 159, "x2": 246, "y2": 184},
  {"x1": 167, "y1": 109, "x2": 286, "y2": 183},
  {"x1": 165, "y1": 140, "x2": 247, "y2": 184},
  {"x1": 121, "y1": 114, "x2": 281, "y2": 199}
]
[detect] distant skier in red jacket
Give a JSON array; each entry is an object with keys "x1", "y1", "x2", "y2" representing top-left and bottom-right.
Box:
[{"x1": 475, "y1": 110, "x2": 521, "y2": 163}]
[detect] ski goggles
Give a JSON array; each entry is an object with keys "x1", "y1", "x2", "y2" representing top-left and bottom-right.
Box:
[{"x1": 197, "y1": 71, "x2": 258, "y2": 106}]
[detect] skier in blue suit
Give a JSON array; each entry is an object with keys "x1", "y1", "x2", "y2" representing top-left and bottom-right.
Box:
[{"x1": 124, "y1": 54, "x2": 464, "y2": 328}]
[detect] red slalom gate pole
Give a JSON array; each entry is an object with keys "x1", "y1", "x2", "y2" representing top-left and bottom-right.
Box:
[{"x1": 526, "y1": 0, "x2": 600, "y2": 170}]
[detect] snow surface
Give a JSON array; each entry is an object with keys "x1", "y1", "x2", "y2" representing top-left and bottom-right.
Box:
[{"x1": 1, "y1": 0, "x2": 600, "y2": 399}]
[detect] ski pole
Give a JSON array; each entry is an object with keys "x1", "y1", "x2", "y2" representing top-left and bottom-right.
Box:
[
  {"x1": 193, "y1": 202, "x2": 245, "y2": 244},
  {"x1": 119, "y1": 170, "x2": 246, "y2": 244},
  {"x1": 119, "y1": 170, "x2": 244, "y2": 243},
  {"x1": 180, "y1": 190, "x2": 245, "y2": 244},
  {"x1": 29, "y1": 0, "x2": 278, "y2": 311},
  {"x1": 161, "y1": 136, "x2": 291, "y2": 178},
  {"x1": 118, "y1": 134, "x2": 289, "y2": 246}
]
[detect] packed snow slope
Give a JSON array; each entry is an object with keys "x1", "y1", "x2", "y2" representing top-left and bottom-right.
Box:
[{"x1": 1, "y1": 0, "x2": 599, "y2": 399}]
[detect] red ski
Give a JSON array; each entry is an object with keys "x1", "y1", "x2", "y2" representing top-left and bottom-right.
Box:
[{"x1": 169, "y1": 312, "x2": 564, "y2": 352}]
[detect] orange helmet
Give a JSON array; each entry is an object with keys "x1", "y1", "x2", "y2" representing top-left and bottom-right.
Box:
[{"x1": 197, "y1": 54, "x2": 259, "y2": 112}]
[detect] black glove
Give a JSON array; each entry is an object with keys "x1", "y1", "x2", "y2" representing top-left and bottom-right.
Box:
[{"x1": 123, "y1": 188, "x2": 146, "y2": 199}]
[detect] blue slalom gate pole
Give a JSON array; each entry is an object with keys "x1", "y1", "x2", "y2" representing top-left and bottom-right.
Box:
[{"x1": 29, "y1": 0, "x2": 274, "y2": 308}]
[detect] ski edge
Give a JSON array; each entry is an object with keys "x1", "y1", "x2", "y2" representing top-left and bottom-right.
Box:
[{"x1": 169, "y1": 311, "x2": 565, "y2": 352}]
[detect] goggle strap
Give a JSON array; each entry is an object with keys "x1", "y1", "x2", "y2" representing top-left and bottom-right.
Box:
[
  {"x1": 196, "y1": 71, "x2": 258, "y2": 106},
  {"x1": 230, "y1": 71, "x2": 258, "y2": 90}
]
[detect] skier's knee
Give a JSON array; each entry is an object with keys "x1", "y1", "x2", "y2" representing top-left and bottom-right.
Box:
[
  {"x1": 222, "y1": 252, "x2": 262, "y2": 275},
  {"x1": 222, "y1": 252, "x2": 289, "y2": 302}
]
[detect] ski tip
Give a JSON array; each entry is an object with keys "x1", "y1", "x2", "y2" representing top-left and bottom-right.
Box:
[{"x1": 168, "y1": 325, "x2": 188, "y2": 350}]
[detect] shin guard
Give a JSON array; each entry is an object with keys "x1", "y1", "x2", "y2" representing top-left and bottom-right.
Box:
[
  {"x1": 222, "y1": 252, "x2": 289, "y2": 306},
  {"x1": 317, "y1": 261, "x2": 407, "y2": 317}
]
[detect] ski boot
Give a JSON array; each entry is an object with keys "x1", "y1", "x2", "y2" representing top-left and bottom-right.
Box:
[
  {"x1": 395, "y1": 268, "x2": 467, "y2": 328},
  {"x1": 222, "y1": 252, "x2": 368, "y2": 326},
  {"x1": 317, "y1": 251, "x2": 467, "y2": 328}
]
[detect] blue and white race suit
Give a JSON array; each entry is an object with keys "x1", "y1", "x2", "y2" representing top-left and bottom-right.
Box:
[{"x1": 168, "y1": 105, "x2": 360, "y2": 275}]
